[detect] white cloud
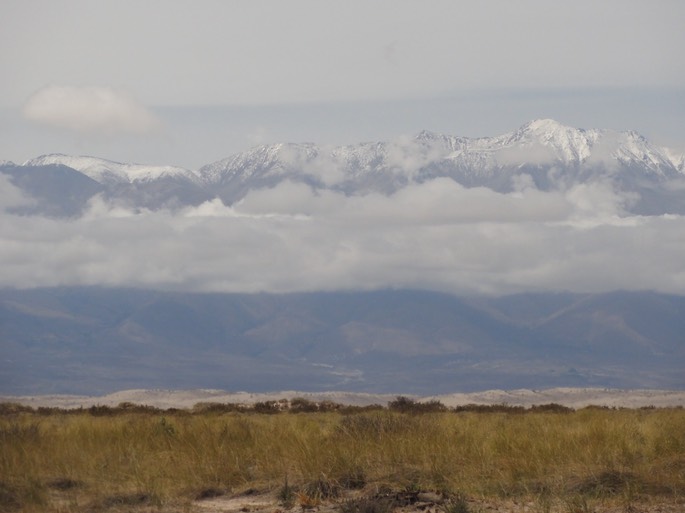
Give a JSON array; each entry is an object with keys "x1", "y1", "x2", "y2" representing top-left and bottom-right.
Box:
[
  {"x1": 0, "y1": 174, "x2": 35, "y2": 211},
  {"x1": 1, "y1": 179, "x2": 684, "y2": 296},
  {"x1": 563, "y1": 181, "x2": 638, "y2": 221},
  {"x1": 22, "y1": 86, "x2": 162, "y2": 136}
]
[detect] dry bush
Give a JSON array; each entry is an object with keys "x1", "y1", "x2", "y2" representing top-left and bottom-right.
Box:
[
  {"x1": 529, "y1": 403, "x2": 574, "y2": 414},
  {"x1": 452, "y1": 403, "x2": 525, "y2": 413},
  {"x1": 192, "y1": 402, "x2": 248, "y2": 414},
  {"x1": 253, "y1": 400, "x2": 284, "y2": 414},
  {"x1": 290, "y1": 398, "x2": 321, "y2": 413},
  {"x1": 387, "y1": 396, "x2": 447, "y2": 414},
  {"x1": 0, "y1": 403, "x2": 34, "y2": 415}
]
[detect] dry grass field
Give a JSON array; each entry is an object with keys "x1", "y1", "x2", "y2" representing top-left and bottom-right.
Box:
[{"x1": 1, "y1": 399, "x2": 684, "y2": 513}]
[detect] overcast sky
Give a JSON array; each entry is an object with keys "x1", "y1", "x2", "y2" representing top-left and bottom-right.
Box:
[{"x1": 1, "y1": 0, "x2": 684, "y2": 168}]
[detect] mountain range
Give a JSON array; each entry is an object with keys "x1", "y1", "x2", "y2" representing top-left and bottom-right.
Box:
[
  {"x1": 1, "y1": 287, "x2": 684, "y2": 395},
  {"x1": 2, "y1": 119, "x2": 684, "y2": 216}
]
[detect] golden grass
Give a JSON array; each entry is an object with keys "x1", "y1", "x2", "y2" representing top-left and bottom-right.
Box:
[{"x1": 1, "y1": 404, "x2": 684, "y2": 512}]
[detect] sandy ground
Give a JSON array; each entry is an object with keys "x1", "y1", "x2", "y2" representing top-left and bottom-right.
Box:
[{"x1": 2, "y1": 387, "x2": 685, "y2": 410}]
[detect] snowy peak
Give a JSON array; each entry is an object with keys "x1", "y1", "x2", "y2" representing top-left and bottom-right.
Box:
[
  {"x1": 23, "y1": 154, "x2": 197, "y2": 184},
  {"x1": 199, "y1": 143, "x2": 320, "y2": 184},
  {"x1": 414, "y1": 130, "x2": 463, "y2": 147},
  {"x1": 523, "y1": 118, "x2": 568, "y2": 132},
  {"x1": 517, "y1": 118, "x2": 580, "y2": 137},
  {"x1": 606, "y1": 132, "x2": 676, "y2": 173},
  {"x1": 496, "y1": 119, "x2": 675, "y2": 173},
  {"x1": 503, "y1": 119, "x2": 598, "y2": 163}
]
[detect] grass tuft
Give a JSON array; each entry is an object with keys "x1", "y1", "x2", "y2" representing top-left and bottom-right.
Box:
[
  {"x1": 304, "y1": 474, "x2": 341, "y2": 499},
  {"x1": 278, "y1": 475, "x2": 297, "y2": 508},
  {"x1": 442, "y1": 495, "x2": 471, "y2": 513},
  {"x1": 569, "y1": 470, "x2": 639, "y2": 497}
]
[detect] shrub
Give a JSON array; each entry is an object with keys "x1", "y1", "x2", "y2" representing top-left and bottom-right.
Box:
[
  {"x1": 0, "y1": 403, "x2": 34, "y2": 415},
  {"x1": 192, "y1": 402, "x2": 247, "y2": 414},
  {"x1": 388, "y1": 396, "x2": 446, "y2": 414},
  {"x1": 253, "y1": 400, "x2": 282, "y2": 414},
  {"x1": 290, "y1": 398, "x2": 321, "y2": 413},
  {"x1": 529, "y1": 403, "x2": 573, "y2": 414}
]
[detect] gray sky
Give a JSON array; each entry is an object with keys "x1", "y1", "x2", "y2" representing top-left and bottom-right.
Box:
[{"x1": 1, "y1": 0, "x2": 684, "y2": 168}]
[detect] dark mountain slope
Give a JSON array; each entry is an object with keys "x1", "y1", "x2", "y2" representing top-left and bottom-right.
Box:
[{"x1": 1, "y1": 288, "x2": 682, "y2": 395}]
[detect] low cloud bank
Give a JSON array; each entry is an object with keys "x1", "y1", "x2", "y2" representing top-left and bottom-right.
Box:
[
  {"x1": 23, "y1": 85, "x2": 161, "y2": 136},
  {"x1": 1, "y1": 178, "x2": 683, "y2": 295}
]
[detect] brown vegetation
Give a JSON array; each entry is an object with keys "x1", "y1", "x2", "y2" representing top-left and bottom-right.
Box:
[{"x1": 1, "y1": 399, "x2": 683, "y2": 512}]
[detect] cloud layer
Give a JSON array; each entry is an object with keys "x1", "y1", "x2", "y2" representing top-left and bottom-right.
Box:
[
  {"x1": 1, "y1": 178, "x2": 683, "y2": 296},
  {"x1": 23, "y1": 86, "x2": 161, "y2": 136}
]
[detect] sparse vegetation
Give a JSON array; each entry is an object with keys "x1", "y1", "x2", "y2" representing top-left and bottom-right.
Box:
[{"x1": 1, "y1": 401, "x2": 683, "y2": 512}]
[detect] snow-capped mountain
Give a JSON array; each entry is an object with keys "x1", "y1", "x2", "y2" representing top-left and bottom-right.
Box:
[
  {"x1": 201, "y1": 119, "x2": 682, "y2": 189},
  {"x1": 23, "y1": 154, "x2": 199, "y2": 184},
  {"x1": 496, "y1": 119, "x2": 674, "y2": 171},
  {"x1": 197, "y1": 119, "x2": 683, "y2": 214},
  {"x1": 3, "y1": 120, "x2": 683, "y2": 216},
  {"x1": 6, "y1": 154, "x2": 211, "y2": 215}
]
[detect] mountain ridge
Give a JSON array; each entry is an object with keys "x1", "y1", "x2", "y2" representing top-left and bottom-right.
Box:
[
  {"x1": 2, "y1": 119, "x2": 684, "y2": 216},
  {"x1": 10, "y1": 119, "x2": 685, "y2": 178},
  {"x1": 23, "y1": 153, "x2": 199, "y2": 184},
  {"x1": 1, "y1": 287, "x2": 683, "y2": 395}
]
